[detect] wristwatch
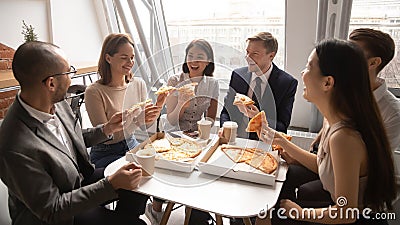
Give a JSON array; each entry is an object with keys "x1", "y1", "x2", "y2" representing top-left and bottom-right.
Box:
[{"x1": 101, "y1": 124, "x2": 114, "y2": 140}]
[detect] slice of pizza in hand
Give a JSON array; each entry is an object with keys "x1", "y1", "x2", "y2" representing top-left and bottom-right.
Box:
[
  {"x1": 272, "y1": 133, "x2": 292, "y2": 151},
  {"x1": 177, "y1": 82, "x2": 198, "y2": 96},
  {"x1": 126, "y1": 99, "x2": 151, "y2": 114},
  {"x1": 246, "y1": 110, "x2": 266, "y2": 133},
  {"x1": 155, "y1": 85, "x2": 176, "y2": 95},
  {"x1": 233, "y1": 93, "x2": 255, "y2": 106}
]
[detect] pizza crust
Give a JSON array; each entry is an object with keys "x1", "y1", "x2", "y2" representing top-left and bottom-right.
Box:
[
  {"x1": 127, "y1": 99, "x2": 152, "y2": 113},
  {"x1": 221, "y1": 145, "x2": 278, "y2": 174},
  {"x1": 233, "y1": 93, "x2": 255, "y2": 106},
  {"x1": 246, "y1": 111, "x2": 265, "y2": 132},
  {"x1": 177, "y1": 82, "x2": 198, "y2": 96},
  {"x1": 155, "y1": 86, "x2": 176, "y2": 95}
]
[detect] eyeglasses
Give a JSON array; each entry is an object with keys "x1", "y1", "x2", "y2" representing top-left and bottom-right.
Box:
[{"x1": 42, "y1": 65, "x2": 77, "y2": 82}]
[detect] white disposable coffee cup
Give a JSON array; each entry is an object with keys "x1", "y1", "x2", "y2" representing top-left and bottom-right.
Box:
[
  {"x1": 197, "y1": 120, "x2": 213, "y2": 140},
  {"x1": 223, "y1": 121, "x2": 238, "y2": 144},
  {"x1": 134, "y1": 149, "x2": 155, "y2": 176}
]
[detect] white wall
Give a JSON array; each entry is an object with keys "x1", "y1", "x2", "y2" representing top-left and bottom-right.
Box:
[
  {"x1": 0, "y1": 0, "x2": 50, "y2": 47},
  {"x1": 0, "y1": 0, "x2": 106, "y2": 67},
  {"x1": 285, "y1": 0, "x2": 318, "y2": 129}
]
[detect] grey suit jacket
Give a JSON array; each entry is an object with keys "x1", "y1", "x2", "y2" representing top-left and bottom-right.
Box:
[{"x1": 0, "y1": 98, "x2": 118, "y2": 225}]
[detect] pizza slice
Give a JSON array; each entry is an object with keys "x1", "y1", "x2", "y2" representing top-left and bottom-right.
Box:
[
  {"x1": 245, "y1": 111, "x2": 265, "y2": 133},
  {"x1": 272, "y1": 133, "x2": 292, "y2": 151},
  {"x1": 158, "y1": 150, "x2": 189, "y2": 161},
  {"x1": 233, "y1": 93, "x2": 255, "y2": 106},
  {"x1": 221, "y1": 146, "x2": 260, "y2": 163},
  {"x1": 155, "y1": 85, "x2": 176, "y2": 95},
  {"x1": 127, "y1": 99, "x2": 152, "y2": 113},
  {"x1": 144, "y1": 139, "x2": 172, "y2": 153},
  {"x1": 221, "y1": 146, "x2": 247, "y2": 163},
  {"x1": 177, "y1": 82, "x2": 198, "y2": 96},
  {"x1": 175, "y1": 140, "x2": 202, "y2": 158},
  {"x1": 245, "y1": 152, "x2": 278, "y2": 174}
]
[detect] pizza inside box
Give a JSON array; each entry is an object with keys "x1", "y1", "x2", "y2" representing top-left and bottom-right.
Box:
[
  {"x1": 126, "y1": 132, "x2": 204, "y2": 173},
  {"x1": 198, "y1": 138, "x2": 281, "y2": 185}
]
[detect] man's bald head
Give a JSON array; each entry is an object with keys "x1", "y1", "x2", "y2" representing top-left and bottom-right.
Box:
[{"x1": 12, "y1": 41, "x2": 68, "y2": 89}]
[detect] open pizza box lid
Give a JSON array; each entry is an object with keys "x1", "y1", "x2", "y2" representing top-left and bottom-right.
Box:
[
  {"x1": 198, "y1": 137, "x2": 286, "y2": 185},
  {"x1": 126, "y1": 132, "x2": 209, "y2": 173}
]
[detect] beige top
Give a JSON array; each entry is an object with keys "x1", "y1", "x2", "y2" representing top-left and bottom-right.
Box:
[
  {"x1": 84, "y1": 77, "x2": 147, "y2": 144},
  {"x1": 317, "y1": 121, "x2": 367, "y2": 206}
]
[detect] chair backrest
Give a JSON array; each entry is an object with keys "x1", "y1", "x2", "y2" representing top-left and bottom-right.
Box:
[
  {"x1": 388, "y1": 87, "x2": 400, "y2": 98},
  {"x1": 66, "y1": 85, "x2": 87, "y2": 126}
]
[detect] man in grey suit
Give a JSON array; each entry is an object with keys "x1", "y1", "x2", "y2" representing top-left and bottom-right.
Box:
[{"x1": 0, "y1": 41, "x2": 148, "y2": 225}]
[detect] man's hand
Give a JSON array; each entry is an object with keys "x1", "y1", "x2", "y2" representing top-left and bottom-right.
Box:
[
  {"x1": 236, "y1": 103, "x2": 259, "y2": 118},
  {"x1": 107, "y1": 162, "x2": 142, "y2": 190},
  {"x1": 103, "y1": 112, "x2": 124, "y2": 136}
]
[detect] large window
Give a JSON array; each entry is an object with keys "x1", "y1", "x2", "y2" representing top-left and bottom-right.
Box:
[
  {"x1": 350, "y1": 0, "x2": 400, "y2": 88},
  {"x1": 162, "y1": 0, "x2": 286, "y2": 80}
]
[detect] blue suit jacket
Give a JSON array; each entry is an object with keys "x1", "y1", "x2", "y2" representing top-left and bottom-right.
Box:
[{"x1": 220, "y1": 64, "x2": 298, "y2": 140}]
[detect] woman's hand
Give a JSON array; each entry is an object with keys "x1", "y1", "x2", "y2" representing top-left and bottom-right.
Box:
[
  {"x1": 256, "y1": 113, "x2": 276, "y2": 146},
  {"x1": 143, "y1": 104, "x2": 162, "y2": 125},
  {"x1": 155, "y1": 91, "x2": 170, "y2": 107}
]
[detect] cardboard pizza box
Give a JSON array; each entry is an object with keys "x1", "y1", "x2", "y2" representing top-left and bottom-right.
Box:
[
  {"x1": 126, "y1": 132, "x2": 213, "y2": 173},
  {"x1": 198, "y1": 137, "x2": 287, "y2": 185}
]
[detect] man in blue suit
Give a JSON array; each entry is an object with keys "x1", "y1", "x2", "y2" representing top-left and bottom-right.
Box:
[{"x1": 220, "y1": 32, "x2": 298, "y2": 140}]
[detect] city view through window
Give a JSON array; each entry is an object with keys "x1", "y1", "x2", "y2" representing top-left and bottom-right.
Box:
[{"x1": 163, "y1": 0, "x2": 400, "y2": 87}]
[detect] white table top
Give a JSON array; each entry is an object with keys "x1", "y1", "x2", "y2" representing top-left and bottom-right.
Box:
[{"x1": 105, "y1": 152, "x2": 286, "y2": 218}]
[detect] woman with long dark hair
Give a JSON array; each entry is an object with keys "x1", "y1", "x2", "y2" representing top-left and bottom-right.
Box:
[
  {"x1": 256, "y1": 39, "x2": 396, "y2": 225},
  {"x1": 165, "y1": 39, "x2": 219, "y2": 132}
]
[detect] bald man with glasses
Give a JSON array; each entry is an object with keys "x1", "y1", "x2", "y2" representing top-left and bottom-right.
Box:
[{"x1": 0, "y1": 41, "x2": 148, "y2": 225}]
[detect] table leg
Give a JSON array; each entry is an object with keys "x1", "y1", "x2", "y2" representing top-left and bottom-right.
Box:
[
  {"x1": 243, "y1": 217, "x2": 253, "y2": 225},
  {"x1": 184, "y1": 207, "x2": 192, "y2": 225},
  {"x1": 160, "y1": 202, "x2": 174, "y2": 225},
  {"x1": 215, "y1": 214, "x2": 223, "y2": 225}
]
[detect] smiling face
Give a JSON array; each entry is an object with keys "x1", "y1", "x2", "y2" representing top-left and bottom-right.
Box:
[
  {"x1": 246, "y1": 40, "x2": 275, "y2": 75},
  {"x1": 186, "y1": 45, "x2": 210, "y2": 77},
  {"x1": 301, "y1": 49, "x2": 327, "y2": 103},
  {"x1": 106, "y1": 42, "x2": 135, "y2": 77}
]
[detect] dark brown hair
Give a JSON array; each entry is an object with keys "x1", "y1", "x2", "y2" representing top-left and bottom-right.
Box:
[
  {"x1": 247, "y1": 31, "x2": 278, "y2": 54},
  {"x1": 316, "y1": 39, "x2": 396, "y2": 211},
  {"x1": 98, "y1": 33, "x2": 135, "y2": 85},
  {"x1": 182, "y1": 39, "x2": 215, "y2": 76},
  {"x1": 349, "y1": 28, "x2": 395, "y2": 73}
]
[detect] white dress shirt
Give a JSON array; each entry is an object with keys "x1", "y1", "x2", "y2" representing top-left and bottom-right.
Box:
[
  {"x1": 18, "y1": 94, "x2": 76, "y2": 160},
  {"x1": 373, "y1": 78, "x2": 400, "y2": 181},
  {"x1": 247, "y1": 64, "x2": 273, "y2": 98}
]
